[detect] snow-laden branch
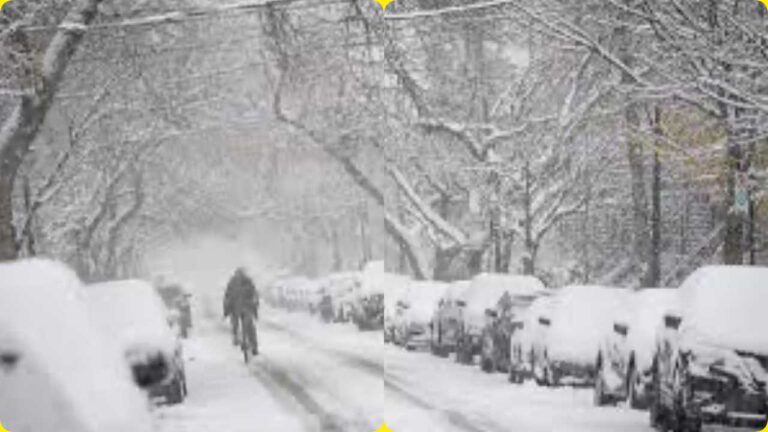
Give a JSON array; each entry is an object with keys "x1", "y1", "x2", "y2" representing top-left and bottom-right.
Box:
[{"x1": 388, "y1": 164, "x2": 468, "y2": 247}]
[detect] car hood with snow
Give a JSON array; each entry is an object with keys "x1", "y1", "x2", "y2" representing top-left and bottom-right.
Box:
[
  {"x1": 0, "y1": 260, "x2": 152, "y2": 432},
  {"x1": 403, "y1": 281, "x2": 449, "y2": 326},
  {"x1": 546, "y1": 285, "x2": 631, "y2": 365},
  {"x1": 85, "y1": 279, "x2": 178, "y2": 370},
  {"x1": 624, "y1": 288, "x2": 679, "y2": 369}
]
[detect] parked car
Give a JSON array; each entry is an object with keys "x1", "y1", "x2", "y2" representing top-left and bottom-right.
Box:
[
  {"x1": 430, "y1": 280, "x2": 470, "y2": 357},
  {"x1": 455, "y1": 273, "x2": 545, "y2": 365},
  {"x1": 0, "y1": 259, "x2": 152, "y2": 432},
  {"x1": 157, "y1": 283, "x2": 193, "y2": 338},
  {"x1": 478, "y1": 275, "x2": 548, "y2": 374},
  {"x1": 326, "y1": 272, "x2": 361, "y2": 322},
  {"x1": 354, "y1": 264, "x2": 387, "y2": 330},
  {"x1": 397, "y1": 281, "x2": 449, "y2": 350},
  {"x1": 383, "y1": 274, "x2": 411, "y2": 344},
  {"x1": 532, "y1": 285, "x2": 630, "y2": 387},
  {"x1": 85, "y1": 279, "x2": 187, "y2": 405},
  {"x1": 594, "y1": 287, "x2": 678, "y2": 407},
  {"x1": 650, "y1": 266, "x2": 768, "y2": 432},
  {"x1": 508, "y1": 295, "x2": 557, "y2": 384}
]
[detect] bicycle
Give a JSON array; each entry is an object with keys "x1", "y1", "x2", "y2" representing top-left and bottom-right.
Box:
[{"x1": 238, "y1": 312, "x2": 258, "y2": 363}]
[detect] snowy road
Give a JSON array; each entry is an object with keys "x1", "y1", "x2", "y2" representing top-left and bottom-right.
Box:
[{"x1": 155, "y1": 310, "x2": 752, "y2": 432}]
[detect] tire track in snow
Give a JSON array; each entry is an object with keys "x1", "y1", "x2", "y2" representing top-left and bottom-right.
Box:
[
  {"x1": 262, "y1": 319, "x2": 506, "y2": 432},
  {"x1": 250, "y1": 358, "x2": 359, "y2": 432},
  {"x1": 250, "y1": 322, "x2": 380, "y2": 432}
]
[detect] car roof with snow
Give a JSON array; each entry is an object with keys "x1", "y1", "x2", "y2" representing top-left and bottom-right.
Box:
[
  {"x1": 463, "y1": 273, "x2": 547, "y2": 312},
  {"x1": 84, "y1": 279, "x2": 177, "y2": 356},
  {"x1": 403, "y1": 281, "x2": 449, "y2": 322},
  {"x1": 679, "y1": 265, "x2": 768, "y2": 354},
  {"x1": 0, "y1": 260, "x2": 152, "y2": 432},
  {"x1": 441, "y1": 280, "x2": 471, "y2": 302}
]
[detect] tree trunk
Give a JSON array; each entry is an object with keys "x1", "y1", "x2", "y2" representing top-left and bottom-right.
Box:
[
  {"x1": 0, "y1": 0, "x2": 104, "y2": 261},
  {"x1": 723, "y1": 143, "x2": 745, "y2": 264},
  {"x1": 646, "y1": 107, "x2": 663, "y2": 287},
  {"x1": 626, "y1": 114, "x2": 651, "y2": 284},
  {"x1": 522, "y1": 160, "x2": 535, "y2": 275}
]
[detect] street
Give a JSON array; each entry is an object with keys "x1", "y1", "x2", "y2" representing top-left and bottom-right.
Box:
[{"x1": 156, "y1": 309, "x2": 660, "y2": 432}]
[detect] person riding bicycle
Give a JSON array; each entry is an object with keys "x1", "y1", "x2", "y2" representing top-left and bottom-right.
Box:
[{"x1": 223, "y1": 268, "x2": 260, "y2": 356}]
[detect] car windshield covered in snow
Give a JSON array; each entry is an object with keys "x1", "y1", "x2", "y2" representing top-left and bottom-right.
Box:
[
  {"x1": 680, "y1": 266, "x2": 768, "y2": 354},
  {"x1": 403, "y1": 281, "x2": 449, "y2": 323},
  {"x1": 84, "y1": 280, "x2": 177, "y2": 359},
  {"x1": 462, "y1": 273, "x2": 546, "y2": 328}
]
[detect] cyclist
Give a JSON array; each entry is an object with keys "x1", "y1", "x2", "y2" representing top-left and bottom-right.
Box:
[{"x1": 223, "y1": 268, "x2": 260, "y2": 356}]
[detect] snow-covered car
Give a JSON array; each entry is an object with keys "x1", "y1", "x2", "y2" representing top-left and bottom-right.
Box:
[
  {"x1": 508, "y1": 295, "x2": 557, "y2": 384},
  {"x1": 650, "y1": 266, "x2": 768, "y2": 432},
  {"x1": 594, "y1": 287, "x2": 678, "y2": 407},
  {"x1": 0, "y1": 259, "x2": 152, "y2": 432},
  {"x1": 383, "y1": 275, "x2": 411, "y2": 344},
  {"x1": 478, "y1": 274, "x2": 548, "y2": 374},
  {"x1": 533, "y1": 285, "x2": 630, "y2": 387},
  {"x1": 455, "y1": 273, "x2": 545, "y2": 365},
  {"x1": 353, "y1": 264, "x2": 387, "y2": 330},
  {"x1": 325, "y1": 272, "x2": 362, "y2": 322},
  {"x1": 397, "y1": 281, "x2": 449, "y2": 350},
  {"x1": 430, "y1": 280, "x2": 470, "y2": 357},
  {"x1": 157, "y1": 283, "x2": 193, "y2": 338},
  {"x1": 85, "y1": 279, "x2": 187, "y2": 405}
]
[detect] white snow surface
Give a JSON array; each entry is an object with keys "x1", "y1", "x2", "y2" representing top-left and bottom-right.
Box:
[
  {"x1": 679, "y1": 266, "x2": 768, "y2": 355},
  {"x1": 462, "y1": 273, "x2": 547, "y2": 332},
  {"x1": 0, "y1": 259, "x2": 152, "y2": 432},
  {"x1": 403, "y1": 281, "x2": 449, "y2": 325},
  {"x1": 85, "y1": 279, "x2": 177, "y2": 358},
  {"x1": 625, "y1": 288, "x2": 679, "y2": 370},
  {"x1": 546, "y1": 285, "x2": 631, "y2": 365}
]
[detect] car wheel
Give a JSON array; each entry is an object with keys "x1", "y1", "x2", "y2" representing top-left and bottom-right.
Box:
[
  {"x1": 166, "y1": 376, "x2": 184, "y2": 405},
  {"x1": 673, "y1": 363, "x2": 701, "y2": 432},
  {"x1": 649, "y1": 360, "x2": 668, "y2": 430},
  {"x1": 628, "y1": 365, "x2": 646, "y2": 410},
  {"x1": 594, "y1": 372, "x2": 610, "y2": 406},
  {"x1": 481, "y1": 355, "x2": 493, "y2": 373}
]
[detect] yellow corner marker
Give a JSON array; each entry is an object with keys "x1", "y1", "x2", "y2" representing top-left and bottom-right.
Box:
[
  {"x1": 0, "y1": 0, "x2": 12, "y2": 12},
  {"x1": 759, "y1": 0, "x2": 768, "y2": 10},
  {"x1": 758, "y1": 421, "x2": 768, "y2": 432},
  {"x1": 0, "y1": 421, "x2": 11, "y2": 432},
  {"x1": 375, "y1": 422, "x2": 393, "y2": 432},
  {"x1": 373, "y1": 0, "x2": 394, "y2": 12}
]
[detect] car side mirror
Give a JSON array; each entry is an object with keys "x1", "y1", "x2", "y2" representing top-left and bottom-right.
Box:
[
  {"x1": 538, "y1": 317, "x2": 551, "y2": 326},
  {"x1": 664, "y1": 314, "x2": 682, "y2": 330},
  {"x1": 485, "y1": 309, "x2": 498, "y2": 318},
  {"x1": 0, "y1": 351, "x2": 20, "y2": 372},
  {"x1": 130, "y1": 354, "x2": 170, "y2": 389},
  {"x1": 456, "y1": 300, "x2": 467, "y2": 307},
  {"x1": 613, "y1": 323, "x2": 629, "y2": 336}
]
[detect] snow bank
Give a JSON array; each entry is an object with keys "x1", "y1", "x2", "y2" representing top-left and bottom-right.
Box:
[
  {"x1": 546, "y1": 285, "x2": 631, "y2": 365},
  {"x1": 85, "y1": 279, "x2": 177, "y2": 359},
  {"x1": 0, "y1": 259, "x2": 152, "y2": 432},
  {"x1": 680, "y1": 266, "x2": 768, "y2": 355}
]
